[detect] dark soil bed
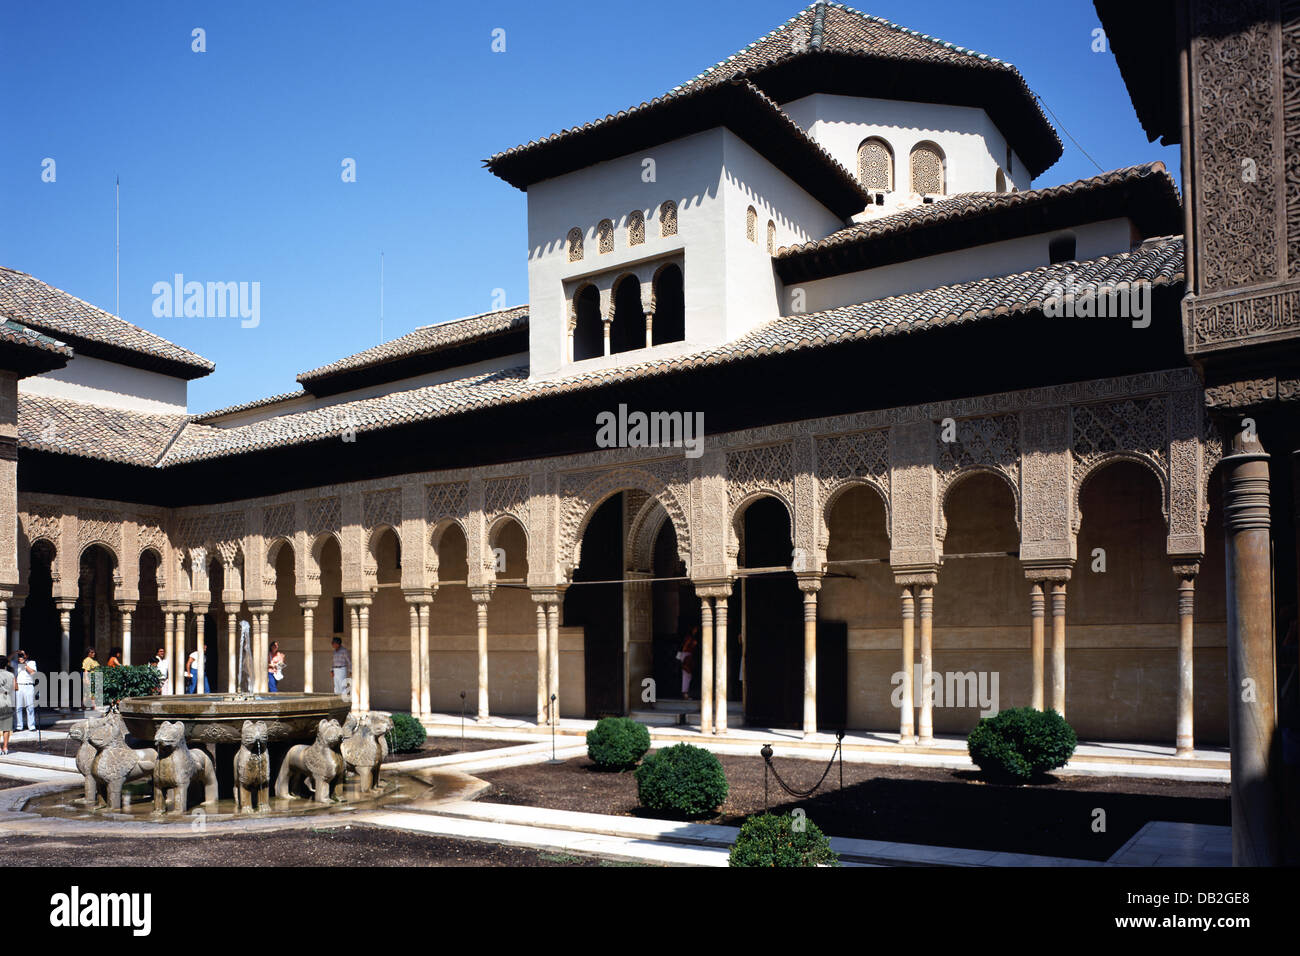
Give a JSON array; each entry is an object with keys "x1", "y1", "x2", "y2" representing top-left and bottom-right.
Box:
[
  {"x1": 0, "y1": 826, "x2": 636, "y2": 867},
  {"x1": 384, "y1": 736, "x2": 518, "y2": 762},
  {"x1": 478, "y1": 751, "x2": 1230, "y2": 862}
]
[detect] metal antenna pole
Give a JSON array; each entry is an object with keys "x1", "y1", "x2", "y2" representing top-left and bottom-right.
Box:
[
  {"x1": 379, "y1": 251, "x2": 384, "y2": 343},
  {"x1": 115, "y1": 175, "x2": 120, "y2": 316}
]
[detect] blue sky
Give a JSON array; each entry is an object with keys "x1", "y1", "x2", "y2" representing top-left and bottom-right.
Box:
[{"x1": 0, "y1": 0, "x2": 1178, "y2": 413}]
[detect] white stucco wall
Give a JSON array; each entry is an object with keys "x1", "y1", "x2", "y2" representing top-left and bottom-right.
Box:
[
  {"x1": 781, "y1": 93, "x2": 1028, "y2": 200},
  {"x1": 524, "y1": 126, "x2": 847, "y2": 378},
  {"x1": 18, "y1": 354, "x2": 189, "y2": 414},
  {"x1": 788, "y1": 218, "x2": 1137, "y2": 315}
]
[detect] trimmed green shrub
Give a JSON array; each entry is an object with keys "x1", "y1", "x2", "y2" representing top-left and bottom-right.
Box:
[
  {"x1": 729, "y1": 812, "x2": 840, "y2": 867},
  {"x1": 586, "y1": 717, "x2": 651, "y2": 770},
  {"x1": 386, "y1": 712, "x2": 427, "y2": 754},
  {"x1": 94, "y1": 665, "x2": 161, "y2": 709},
  {"x1": 634, "y1": 743, "x2": 728, "y2": 818},
  {"x1": 967, "y1": 706, "x2": 1077, "y2": 782}
]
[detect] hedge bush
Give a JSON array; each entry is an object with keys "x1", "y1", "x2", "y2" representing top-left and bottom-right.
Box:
[
  {"x1": 967, "y1": 706, "x2": 1077, "y2": 782},
  {"x1": 586, "y1": 717, "x2": 651, "y2": 770},
  {"x1": 93, "y1": 665, "x2": 161, "y2": 709},
  {"x1": 386, "y1": 712, "x2": 427, "y2": 754},
  {"x1": 728, "y1": 812, "x2": 840, "y2": 867},
  {"x1": 634, "y1": 743, "x2": 728, "y2": 818}
]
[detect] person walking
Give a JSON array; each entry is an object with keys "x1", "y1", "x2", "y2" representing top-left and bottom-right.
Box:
[
  {"x1": 106, "y1": 647, "x2": 122, "y2": 667},
  {"x1": 186, "y1": 644, "x2": 210, "y2": 694},
  {"x1": 81, "y1": 648, "x2": 99, "y2": 703},
  {"x1": 268, "y1": 641, "x2": 285, "y2": 693},
  {"x1": 677, "y1": 626, "x2": 700, "y2": 700},
  {"x1": 0, "y1": 655, "x2": 14, "y2": 755},
  {"x1": 154, "y1": 646, "x2": 170, "y2": 695},
  {"x1": 12, "y1": 650, "x2": 36, "y2": 734},
  {"x1": 331, "y1": 637, "x2": 350, "y2": 696}
]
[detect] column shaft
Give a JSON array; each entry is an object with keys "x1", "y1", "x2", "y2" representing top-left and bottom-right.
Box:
[
  {"x1": 1050, "y1": 583, "x2": 1067, "y2": 717},
  {"x1": 917, "y1": 585, "x2": 934, "y2": 744},
  {"x1": 419, "y1": 604, "x2": 431, "y2": 717},
  {"x1": 1030, "y1": 582, "x2": 1045, "y2": 710},
  {"x1": 899, "y1": 587, "x2": 914, "y2": 743},
  {"x1": 121, "y1": 610, "x2": 133, "y2": 666},
  {"x1": 226, "y1": 613, "x2": 238, "y2": 693},
  {"x1": 802, "y1": 587, "x2": 818, "y2": 738},
  {"x1": 546, "y1": 603, "x2": 559, "y2": 724},
  {"x1": 699, "y1": 598, "x2": 714, "y2": 735},
  {"x1": 302, "y1": 606, "x2": 315, "y2": 694},
  {"x1": 475, "y1": 599, "x2": 489, "y2": 719},
  {"x1": 409, "y1": 604, "x2": 421, "y2": 715},
  {"x1": 163, "y1": 612, "x2": 175, "y2": 696},
  {"x1": 1176, "y1": 573, "x2": 1196, "y2": 757},
  {"x1": 359, "y1": 605, "x2": 370, "y2": 712},
  {"x1": 715, "y1": 598, "x2": 729, "y2": 734},
  {"x1": 536, "y1": 602, "x2": 548, "y2": 725}
]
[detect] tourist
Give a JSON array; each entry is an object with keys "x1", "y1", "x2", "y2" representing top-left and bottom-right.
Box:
[
  {"x1": 12, "y1": 650, "x2": 36, "y2": 733},
  {"x1": 106, "y1": 646, "x2": 122, "y2": 667},
  {"x1": 268, "y1": 641, "x2": 285, "y2": 693},
  {"x1": 331, "y1": 637, "x2": 350, "y2": 695},
  {"x1": 186, "y1": 644, "x2": 210, "y2": 694},
  {"x1": 0, "y1": 655, "x2": 13, "y2": 755},
  {"x1": 154, "y1": 646, "x2": 170, "y2": 695},
  {"x1": 677, "y1": 626, "x2": 699, "y2": 700},
  {"x1": 81, "y1": 647, "x2": 99, "y2": 701}
]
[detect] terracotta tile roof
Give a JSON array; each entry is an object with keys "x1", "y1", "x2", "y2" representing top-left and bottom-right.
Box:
[
  {"x1": 190, "y1": 389, "x2": 310, "y2": 422},
  {"x1": 0, "y1": 319, "x2": 73, "y2": 358},
  {"x1": 154, "y1": 236, "x2": 1184, "y2": 466},
  {"x1": 296, "y1": 306, "x2": 529, "y2": 388},
  {"x1": 0, "y1": 267, "x2": 214, "y2": 378},
  {"x1": 484, "y1": 79, "x2": 870, "y2": 217},
  {"x1": 18, "y1": 392, "x2": 191, "y2": 467},
  {"x1": 776, "y1": 163, "x2": 1181, "y2": 268}
]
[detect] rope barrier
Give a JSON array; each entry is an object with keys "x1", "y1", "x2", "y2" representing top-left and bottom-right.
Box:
[{"x1": 760, "y1": 732, "x2": 844, "y2": 802}]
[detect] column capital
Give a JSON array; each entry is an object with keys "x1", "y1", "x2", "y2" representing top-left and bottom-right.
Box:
[
  {"x1": 529, "y1": 588, "x2": 561, "y2": 605},
  {"x1": 1170, "y1": 557, "x2": 1202, "y2": 579},
  {"x1": 190, "y1": 601, "x2": 212, "y2": 616},
  {"x1": 691, "y1": 578, "x2": 732, "y2": 599},
  {"x1": 401, "y1": 587, "x2": 436, "y2": 606},
  {"x1": 55, "y1": 599, "x2": 77, "y2": 613},
  {"x1": 223, "y1": 601, "x2": 243, "y2": 615},
  {"x1": 246, "y1": 602, "x2": 275, "y2": 616},
  {"x1": 892, "y1": 566, "x2": 938, "y2": 588},
  {"x1": 470, "y1": 586, "x2": 494, "y2": 604},
  {"x1": 1021, "y1": 560, "x2": 1073, "y2": 583},
  {"x1": 795, "y1": 572, "x2": 823, "y2": 594},
  {"x1": 115, "y1": 600, "x2": 138, "y2": 614},
  {"x1": 343, "y1": 592, "x2": 372, "y2": 608}
]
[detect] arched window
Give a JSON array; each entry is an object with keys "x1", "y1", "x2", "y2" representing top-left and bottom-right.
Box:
[
  {"x1": 572, "y1": 284, "x2": 603, "y2": 361},
  {"x1": 766, "y1": 220, "x2": 776, "y2": 254},
  {"x1": 628, "y1": 210, "x2": 645, "y2": 246},
  {"x1": 857, "y1": 137, "x2": 893, "y2": 191},
  {"x1": 910, "y1": 142, "x2": 945, "y2": 195},
  {"x1": 651, "y1": 264, "x2": 684, "y2": 345},
  {"x1": 610, "y1": 275, "x2": 645, "y2": 354},
  {"x1": 746, "y1": 206, "x2": 757, "y2": 243},
  {"x1": 995, "y1": 168, "x2": 1007, "y2": 193},
  {"x1": 597, "y1": 219, "x2": 614, "y2": 254},
  {"x1": 659, "y1": 200, "x2": 677, "y2": 237},
  {"x1": 567, "y1": 227, "x2": 583, "y2": 262}
]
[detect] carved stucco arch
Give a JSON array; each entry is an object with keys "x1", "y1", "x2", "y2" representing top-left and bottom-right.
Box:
[
  {"x1": 818, "y1": 478, "x2": 891, "y2": 560},
  {"x1": 627, "y1": 497, "x2": 672, "y2": 572},
  {"x1": 1072, "y1": 452, "x2": 1171, "y2": 537},
  {"x1": 937, "y1": 466, "x2": 1022, "y2": 544},
  {"x1": 562, "y1": 467, "x2": 690, "y2": 578},
  {"x1": 728, "y1": 490, "x2": 795, "y2": 570},
  {"x1": 77, "y1": 540, "x2": 123, "y2": 591},
  {"x1": 265, "y1": 536, "x2": 294, "y2": 591},
  {"x1": 138, "y1": 545, "x2": 167, "y2": 595},
  {"x1": 363, "y1": 524, "x2": 400, "y2": 582},
  {"x1": 307, "y1": 531, "x2": 342, "y2": 593},
  {"x1": 427, "y1": 518, "x2": 468, "y2": 579},
  {"x1": 486, "y1": 515, "x2": 529, "y2": 578}
]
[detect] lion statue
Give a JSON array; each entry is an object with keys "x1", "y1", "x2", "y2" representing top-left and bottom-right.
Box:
[
  {"x1": 151, "y1": 720, "x2": 218, "y2": 814},
  {"x1": 86, "y1": 713, "x2": 156, "y2": 811},
  {"x1": 341, "y1": 712, "x2": 392, "y2": 794},
  {"x1": 274, "y1": 718, "x2": 345, "y2": 803},
  {"x1": 233, "y1": 720, "x2": 271, "y2": 813}
]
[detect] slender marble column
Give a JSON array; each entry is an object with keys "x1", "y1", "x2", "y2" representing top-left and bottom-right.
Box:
[
  {"x1": 408, "y1": 603, "x2": 421, "y2": 715},
  {"x1": 349, "y1": 607, "x2": 360, "y2": 711},
  {"x1": 699, "y1": 597, "x2": 714, "y2": 736},
  {"x1": 899, "y1": 586, "x2": 915, "y2": 743},
  {"x1": 1051, "y1": 583, "x2": 1067, "y2": 717},
  {"x1": 119, "y1": 606, "x2": 133, "y2": 666},
  {"x1": 358, "y1": 605, "x2": 370, "y2": 712},
  {"x1": 471, "y1": 590, "x2": 491, "y2": 720},
  {"x1": 193, "y1": 610, "x2": 206, "y2": 694},
  {"x1": 299, "y1": 601, "x2": 316, "y2": 693},
  {"x1": 58, "y1": 605, "x2": 72, "y2": 676},
  {"x1": 644, "y1": 313, "x2": 654, "y2": 349},
  {"x1": 714, "y1": 597, "x2": 729, "y2": 734},
  {"x1": 225, "y1": 606, "x2": 239, "y2": 693},
  {"x1": 0, "y1": 601, "x2": 8, "y2": 658},
  {"x1": 418, "y1": 603, "x2": 431, "y2": 717},
  {"x1": 535, "y1": 601, "x2": 548, "y2": 725},
  {"x1": 546, "y1": 602, "x2": 559, "y2": 724},
  {"x1": 798, "y1": 578, "x2": 820, "y2": 738},
  {"x1": 173, "y1": 610, "x2": 187, "y2": 695},
  {"x1": 163, "y1": 612, "x2": 175, "y2": 696},
  {"x1": 1221, "y1": 431, "x2": 1279, "y2": 865},
  {"x1": 917, "y1": 585, "x2": 934, "y2": 744},
  {"x1": 1029, "y1": 581, "x2": 1045, "y2": 710},
  {"x1": 1174, "y1": 566, "x2": 1198, "y2": 757}
]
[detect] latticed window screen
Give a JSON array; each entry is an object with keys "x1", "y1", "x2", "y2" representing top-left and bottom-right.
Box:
[
  {"x1": 628, "y1": 210, "x2": 645, "y2": 246},
  {"x1": 567, "y1": 227, "x2": 583, "y2": 262},
  {"x1": 910, "y1": 143, "x2": 945, "y2": 195},
  {"x1": 746, "y1": 206, "x2": 757, "y2": 243},
  {"x1": 857, "y1": 138, "x2": 893, "y2": 190},
  {"x1": 659, "y1": 200, "x2": 677, "y2": 237},
  {"x1": 766, "y1": 220, "x2": 776, "y2": 254},
  {"x1": 597, "y1": 219, "x2": 614, "y2": 254}
]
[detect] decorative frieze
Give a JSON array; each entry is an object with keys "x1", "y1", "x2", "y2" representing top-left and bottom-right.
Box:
[{"x1": 425, "y1": 481, "x2": 469, "y2": 523}]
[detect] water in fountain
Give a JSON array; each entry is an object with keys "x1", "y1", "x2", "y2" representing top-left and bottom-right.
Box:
[{"x1": 236, "y1": 620, "x2": 254, "y2": 695}]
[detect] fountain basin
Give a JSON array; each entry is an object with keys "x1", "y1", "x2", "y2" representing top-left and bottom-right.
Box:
[{"x1": 117, "y1": 692, "x2": 351, "y2": 745}]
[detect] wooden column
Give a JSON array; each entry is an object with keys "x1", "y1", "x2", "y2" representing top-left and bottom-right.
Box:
[
  {"x1": 898, "y1": 585, "x2": 915, "y2": 743},
  {"x1": 1174, "y1": 564, "x2": 1198, "y2": 757}
]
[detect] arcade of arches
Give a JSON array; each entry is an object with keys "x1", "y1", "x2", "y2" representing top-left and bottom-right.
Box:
[{"x1": 7, "y1": 368, "x2": 1274, "y2": 756}]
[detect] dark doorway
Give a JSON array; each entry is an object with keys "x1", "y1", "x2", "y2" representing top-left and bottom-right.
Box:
[
  {"x1": 573, "y1": 285, "x2": 603, "y2": 361},
  {"x1": 566, "y1": 494, "x2": 624, "y2": 717},
  {"x1": 23, "y1": 542, "x2": 60, "y2": 670},
  {"x1": 651, "y1": 265, "x2": 684, "y2": 345},
  {"x1": 740, "y1": 497, "x2": 804, "y2": 728},
  {"x1": 651, "y1": 519, "x2": 698, "y2": 700},
  {"x1": 816, "y1": 620, "x2": 848, "y2": 732},
  {"x1": 610, "y1": 277, "x2": 645, "y2": 354}
]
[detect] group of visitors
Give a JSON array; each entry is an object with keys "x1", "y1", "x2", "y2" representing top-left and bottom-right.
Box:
[{"x1": 0, "y1": 650, "x2": 38, "y2": 753}]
